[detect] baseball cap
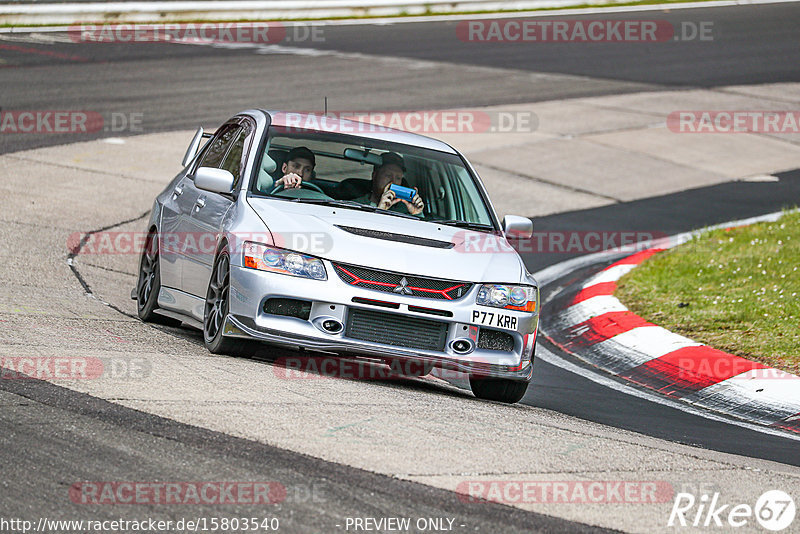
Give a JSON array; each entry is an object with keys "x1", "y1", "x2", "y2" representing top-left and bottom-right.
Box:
[
  {"x1": 286, "y1": 146, "x2": 315, "y2": 167},
  {"x1": 377, "y1": 151, "x2": 405, "y2": 171}
]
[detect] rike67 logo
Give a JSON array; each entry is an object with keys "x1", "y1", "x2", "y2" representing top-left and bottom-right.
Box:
[{"x1": 669, "y1": 490, "x2": 795, "y2": 531}]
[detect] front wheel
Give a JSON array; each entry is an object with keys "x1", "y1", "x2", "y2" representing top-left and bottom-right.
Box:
[
  {"x1": 203, "y1": 251, "x2": 250, "y2": 355},
  {"x1": 469, "y1": 376, "x2": 529, "y2": 404}
]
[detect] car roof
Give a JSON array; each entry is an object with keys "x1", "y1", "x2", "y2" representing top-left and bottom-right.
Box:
[{"x1": 257, "y1": 110, "x2": 458, "y2": 155}]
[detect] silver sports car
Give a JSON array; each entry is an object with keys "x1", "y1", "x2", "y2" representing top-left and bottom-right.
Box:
[{"x1": 135, "y1": 110, "x2": 539, "y2": 403}]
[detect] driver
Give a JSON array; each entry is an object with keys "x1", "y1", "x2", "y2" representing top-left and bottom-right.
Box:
[
  {"x1": 276, "y1": 146, "x2": 315, "y2": 189},
  {"x1": 354, "y1": 152, "x2": 425, "y2": 216}
]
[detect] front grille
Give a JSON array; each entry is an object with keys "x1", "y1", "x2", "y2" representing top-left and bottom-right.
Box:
[
  {"x1": 478, "y1": 328, "x2": 515, "y2": 352},
  {"x1": 333, "y1": 262, "x2": 472, "y2": 301},
  {"x1": 345, "y1": 308, "x2": 448, "y2": 351}
]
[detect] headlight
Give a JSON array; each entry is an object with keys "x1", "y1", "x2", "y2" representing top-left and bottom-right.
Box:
[
  {"x1": 476, "y1": 284, "x2": 537, "y2": 312},
  {"x1": 243, "y1": 242, "x2": 327, "y2": 280}
]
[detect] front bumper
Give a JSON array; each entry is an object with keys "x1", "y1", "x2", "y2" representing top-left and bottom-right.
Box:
[{"x1": 227, "y1": 263, "x2": 538, "y2": 381}]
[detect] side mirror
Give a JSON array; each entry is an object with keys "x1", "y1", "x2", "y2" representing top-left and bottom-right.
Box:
[
  {"x1": 181, "y1": 127, "x2": 204, "y2": 167},
  {"x1": 503, "y1": 215, "x2": 533, "y2": 240},
  {"x1": 195, "y1": 167, "x2": 234, "y2": 195}
]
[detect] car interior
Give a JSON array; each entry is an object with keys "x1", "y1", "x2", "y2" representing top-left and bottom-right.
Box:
[{"x1": 251, "y1": 133, "x2": 494, "y2": 226}]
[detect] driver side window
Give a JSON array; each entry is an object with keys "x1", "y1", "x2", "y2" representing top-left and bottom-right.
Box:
[
  {"x1": 219, "y1": 123, "x2": 252, "y2": 189},
  {"x1": 196, "y1": 125, "x2": 241, "y2": 171}
]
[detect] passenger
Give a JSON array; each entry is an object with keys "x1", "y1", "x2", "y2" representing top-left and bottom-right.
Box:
[
  {"x1": 354, "y1": 152, "x2": 425, "y2": 216},
  {"x1": 276, "y1": 146, "x2": 315, "y2": 189}
]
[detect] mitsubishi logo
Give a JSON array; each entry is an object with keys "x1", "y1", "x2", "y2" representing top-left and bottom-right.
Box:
[{"x1": 393, "y1": 277, "x2": 413, "y2": 295}]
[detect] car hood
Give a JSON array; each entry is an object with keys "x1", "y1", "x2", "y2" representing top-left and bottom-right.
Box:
[{"x1": 247, "y1": 198, "x2": 526, "y2": 283}]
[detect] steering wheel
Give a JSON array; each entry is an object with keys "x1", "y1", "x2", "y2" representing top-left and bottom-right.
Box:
[{"x1": 270, "y1": 181, "x2": 326, "y2": 195}]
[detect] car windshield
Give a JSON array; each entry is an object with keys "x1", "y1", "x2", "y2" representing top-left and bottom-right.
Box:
[{"x1": 251, "y1": 126, "x2": 495, "y2": 229}]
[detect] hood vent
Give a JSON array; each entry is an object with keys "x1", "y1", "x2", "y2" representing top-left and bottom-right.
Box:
[{"x1": 335, "y1": 225, "x2": 455, "y2": 249}]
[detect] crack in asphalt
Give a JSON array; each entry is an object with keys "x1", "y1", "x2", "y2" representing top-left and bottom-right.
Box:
[
  {"x1": 66, "y1": 210, "x2": 149, "y2": 319},
  {"x1": 5, "y1": 154, "x2": 166, "y2": 183},
  {"x1": 80, "y1": 261, "x2": 137, "y2": 277}
]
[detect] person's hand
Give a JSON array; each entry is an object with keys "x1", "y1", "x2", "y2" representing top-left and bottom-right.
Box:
[
  {"x1": 400, "y1": 189, "x2": 425, "y2": 216},
  {"x1": 377, "y1": 182, "x2": 398, "y2": 210},
  {"x1": 276, "y1": 172, "x2": 303, "y2": 189}
]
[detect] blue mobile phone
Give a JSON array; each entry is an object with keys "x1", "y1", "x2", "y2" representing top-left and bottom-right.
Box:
[{"x1": 389, "y1": 184, "x2": 415, "y2": 201}]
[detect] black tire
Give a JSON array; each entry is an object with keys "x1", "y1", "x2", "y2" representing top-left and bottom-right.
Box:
[
  {"x1": 469, "y1": 376, "x2": 530, "y2": 404},
  {"x1": 136, "y1": 231, "x2": 181, "y2": 326},
  {"x1": 203, "y1": 250, "x2": 251, "y2": 355}
]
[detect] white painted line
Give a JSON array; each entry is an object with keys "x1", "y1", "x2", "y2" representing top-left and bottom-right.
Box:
[
  {"x1": 741, "y1": 174, "x2": 780, "y2": 182},
  {"x1": 0, "y1": 26, "x2": 73, "y2": 33},
  {"x1": 536, "y1": 344, "x2": 800, "y2": 442},
  {"x1": 725, "y1": 370, "x2": 800, "y2": 403},
  {"x1": 689, "y1": 380, "x2": 800, "y2": 426}
]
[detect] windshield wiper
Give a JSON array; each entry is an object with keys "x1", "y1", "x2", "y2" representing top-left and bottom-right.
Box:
[
  {"x1": 291, "y1": 198, "x2": 421, "y2": 220},
  {"x1": 289, "y1": 199, "x2": 492, "y2": 229},
  {"x1": 430, "y1": 219, "x2": 495, "y2": 232},
  {"x1": 375, "y1": 208, "x2": 420, "y2": 220},
  {"x1": 290, "y1": 198, "x2": 375, "y2": 211}
]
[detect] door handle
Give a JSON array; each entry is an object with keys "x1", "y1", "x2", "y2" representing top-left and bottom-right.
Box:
[{"x1": 194, "y1": 196, "x2": 206, "y2": 210}]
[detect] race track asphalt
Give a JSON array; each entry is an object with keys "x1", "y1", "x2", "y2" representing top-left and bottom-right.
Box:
[{"x1": 1, "y1": 4, "x2": 799, "y2": 531}]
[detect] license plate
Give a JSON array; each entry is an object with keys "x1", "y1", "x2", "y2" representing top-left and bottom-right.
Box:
[{"x1": 471, "y1": 309, "x2": 518, "y2": 330}]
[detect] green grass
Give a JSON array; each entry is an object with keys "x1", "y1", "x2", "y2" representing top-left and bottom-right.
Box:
[{"x1": 616, "y1": 210, "x2": 800, "y2": 375}]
